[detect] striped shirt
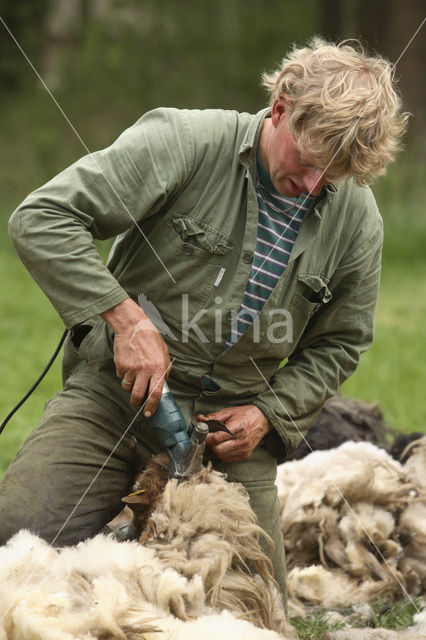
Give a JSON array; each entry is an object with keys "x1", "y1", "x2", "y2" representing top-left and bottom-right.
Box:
[{"x1": 225, "y1": 153, "x2": 313, "y2": 348}]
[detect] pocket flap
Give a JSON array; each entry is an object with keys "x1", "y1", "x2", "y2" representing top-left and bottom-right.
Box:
[
  {"x1": 297, "y1": 273, "x2": 332, "y2": 303},
  {"x1": 172, "y1": 215, "x2": 233, "y2": 255}
]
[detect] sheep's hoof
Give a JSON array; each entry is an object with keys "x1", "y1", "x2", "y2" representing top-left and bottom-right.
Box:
[{"x1": 103, "y1": 520, "x2": 137, "y2": 542}]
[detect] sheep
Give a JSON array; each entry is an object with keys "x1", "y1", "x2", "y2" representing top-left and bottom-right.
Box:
[
  {"x1": 388, "y1": 432, "x2": 426, "y2": 464},
  {"x1": 276, "y1": 440, "x2": 426, "y2": 612},
  {"x1": 117, "y1": 451, "x2": 284, "y2": 629},
  {"x1": 400, "y1": 436, "x2": 426, "y2": 493},
  {"x1": 0, "y1": 464, "x2": 294, "y2": 640},
  {"x1": 121, "y1": 451, "x2": 170, "y2": 539},
  {"x1": 286, "y1": 395, "x2": 391, "y2": 461},
  {"x1": 286, "y1": 395, "x2": 424, "y2": 468}
]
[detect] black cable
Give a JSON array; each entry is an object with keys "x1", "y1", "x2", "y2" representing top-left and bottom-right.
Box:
[{"x1": 0, "y1": 328, "x2": 69, "y2": 436}]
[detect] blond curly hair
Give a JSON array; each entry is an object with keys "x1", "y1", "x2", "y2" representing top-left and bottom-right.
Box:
[{"x1": 261, "y1": 37, "x2": 409, "y2": 185}]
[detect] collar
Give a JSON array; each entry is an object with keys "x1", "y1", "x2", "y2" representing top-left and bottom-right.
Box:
[{"x1": 238, "y1": 107, "x2": 271, "y2": 168}]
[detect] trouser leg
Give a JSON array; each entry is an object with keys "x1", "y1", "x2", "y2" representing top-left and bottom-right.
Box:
[
  {"x1": 0, "y1": 364, "x2": 162, "y2": 547},
  {"x1": 213, "y1": 446, "x2": 288, "y2": 616}
]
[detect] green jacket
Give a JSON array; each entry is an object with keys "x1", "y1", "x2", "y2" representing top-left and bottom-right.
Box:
[{"x1": 9, "y1": 107, "x2": 383, "y2": 460}]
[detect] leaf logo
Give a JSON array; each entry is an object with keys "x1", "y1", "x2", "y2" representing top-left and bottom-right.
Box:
[{"x1": 137, "y1": 293, "x2": 178, "y2": 341}]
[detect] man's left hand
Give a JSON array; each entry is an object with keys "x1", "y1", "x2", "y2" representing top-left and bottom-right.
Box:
[{"x1": 197, "y1": 405, "x2": 273, "y2": 462}]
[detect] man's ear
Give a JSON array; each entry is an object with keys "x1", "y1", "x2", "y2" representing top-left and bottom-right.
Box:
[{"x1": 271, "y1": 97, "x2": 289, "y2": 127}]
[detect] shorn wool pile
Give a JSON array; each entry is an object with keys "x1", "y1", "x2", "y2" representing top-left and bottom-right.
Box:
[
  {"x1": 0, "y1": 464, "x2": 293, "y2": 640},
  {"x1": 276, "y1": 437, "x2": 426, "y2": 614}
]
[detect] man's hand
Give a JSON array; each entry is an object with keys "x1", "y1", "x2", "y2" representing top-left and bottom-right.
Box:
[
  {"x1": 101, "y1": 298, "x2": 171, "y2": 415},
  {"x1": 197, "y1": 405, "x2": 273, "y2": 462}
]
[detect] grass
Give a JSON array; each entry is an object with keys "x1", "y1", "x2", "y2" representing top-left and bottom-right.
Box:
[
  {"x1": 290, "y1": 609, "x2": 347, "y2": 639},
  {"x1": 340, "y1": 156, "x2": 426, "y2": 431},
  {"x1": 341, "y1": 257, "x2": 426, "y2": 431},
  {"x1": 0, "y1": 225, "x2": 64, "y2": 476},
  {"x1": 0, "y1": 230, "x2": 114, "y2": 478},
  {"x1": 290, "y1": 597, "x2": 425, "y2": 639},
  {"x1": 367, "y1": 597, "x2": 424, "y2": 631}
]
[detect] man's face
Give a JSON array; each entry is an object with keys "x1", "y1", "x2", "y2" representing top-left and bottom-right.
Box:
[{"x1": 260, "y1": 99, "x2": 331, "y2": 197}]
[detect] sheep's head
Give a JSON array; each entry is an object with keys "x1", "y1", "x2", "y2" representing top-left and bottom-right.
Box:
[{"x1": 122, "y1": 453, "x2": 169, "y2": 538}]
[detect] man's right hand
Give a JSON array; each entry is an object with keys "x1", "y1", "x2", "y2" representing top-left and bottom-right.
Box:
[{"x1": 101, "y1": 298, "x2": 171, "y2": 416}]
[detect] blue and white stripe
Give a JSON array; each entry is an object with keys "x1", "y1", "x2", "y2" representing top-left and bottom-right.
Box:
[{"x1": 225, "y1": 155, "x2": 313, "y2": 348}]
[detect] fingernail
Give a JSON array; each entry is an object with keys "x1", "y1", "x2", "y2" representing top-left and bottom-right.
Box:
[{"x1": 144, "y1": 410, "x2": 152, "y2": 418}]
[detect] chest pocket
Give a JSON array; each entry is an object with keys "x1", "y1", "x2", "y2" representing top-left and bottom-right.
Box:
[
  {"x1": 264, "y1": 273, "x2": 332, "y2": 356},
  {"x1": 170, "y1": 215, "x2": 233, "y2": 255},
  {"x1": 296, "y1": 273, "x2": 332, "y2": 305},
  {"x1": 141, "y1": 213, "x2": 234, "y2": 326}
]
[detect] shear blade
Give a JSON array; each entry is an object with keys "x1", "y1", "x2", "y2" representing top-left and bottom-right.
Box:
[{"x1": 206, "y1": 419, "x2": 233, "y2": 435}]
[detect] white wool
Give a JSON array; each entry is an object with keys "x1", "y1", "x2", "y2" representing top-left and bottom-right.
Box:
[
  {"x1": 277, "y1": 441, "x2": 409, "y2": 513},
  {"x1": 288, "y1": 565, "x2": 398, "y2": 610},
  {"x1": 397, "y1": 500, "x2": 426, "y2": 593},
  {"x1": 0, "y1": 530, "x2": 292, "y2": 640},
  {"x1": 142, "y1": 467, "x2": 288, "y2": 634},
  {"x1": 0, "y1": 533, "x2": 162, "y2": 640},
  {"x1": 276, "y1": 444, "x2": 373, "y2": 509},
  {"x1": 49, "y1": 533, "x2": 208, "y2": 620},
  {"x1": 408, "y1": 607, "x2": 426, "y2": 634},
  {"x1": 0, "y1": 467, "x2": 292, "y2": 639},
  {"x1": 276, "y1": 440, "x2": 426, "y2": 611},
  {"x1": 336, "y1": 503, "x2": 401, "y2": 581},
  {"x1": 0, "y1": 528, "x2": 58, "y2": 583},
  {"x1": 146, "y1": 609, "x2": 287, "y2": 640},
  {"x1": 397, "y1": 501, "x2": 426, "y2": 550},
  {"x1": 341, "y1": 502, "x2": 396, "y2": 544},
  {"x1": 401, "y1": 436, "x2": 426, "y2": 493},
  {"x1": 328, "y1": 629, "x2": 398, "y2": 639}
]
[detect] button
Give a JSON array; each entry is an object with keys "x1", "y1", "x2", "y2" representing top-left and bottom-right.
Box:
[
  {"x1": 242, "y1": 251, "x2": 253, "y2": 264},
  {"x1": 183, "y1": 243, "x2": 193, "y2": 255},
  {"x1": 201, "y1": 374, "x2": 221, "y2": 392}
]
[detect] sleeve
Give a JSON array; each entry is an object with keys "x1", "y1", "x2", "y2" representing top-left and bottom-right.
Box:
[
  {"x1": 253, "y1": 200, "x2": 384, "y2": 461},
  {"x1": 8, "y1": 108, "x2": 195, "y2": 327}
]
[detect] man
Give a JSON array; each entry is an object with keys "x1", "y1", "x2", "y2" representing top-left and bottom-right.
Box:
[{"x1": 1, "y1": 37, "x2": 407, "y2": 609}]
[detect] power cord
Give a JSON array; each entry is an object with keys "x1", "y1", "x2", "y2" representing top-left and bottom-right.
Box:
[{"x1": 0, "y1": 329, "x2": 69, "y2": 436}]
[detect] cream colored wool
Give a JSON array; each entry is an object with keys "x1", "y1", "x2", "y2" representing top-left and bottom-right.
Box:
[
  {"x1": 337, "y1": 503, "x2": 403, "y2": 581},
  {"x1": 287, "y1": 564, "x2": 398, "y2": 609},
  {"x1": 401, "y1": 437, "x2": 426, "y2": 494},
  {"x1": 0, "y1": 548, "x2": 285, "y2": 640},
  {"x1": 0, "y1": 467, "x2": 292, "y2": 640},
  {"x1": 397, "y1": 501, "x2": 426, "y2": 594},
  {"x1": 139, "y1": 608, "x2": 286, "y2": 640},
  {"x1": 328, "y1": 629, "x2": 400, "y2": 639},
  {"x1": 276, "y1": 441, "x2": 410, "y2": 514},
  {"x1": 276, "y1": 440, "x2": 426, "y2": 611},
  {"x1": 327, "y1": 607, "x2": 426, "y2": 639},
  {"x1": 395, "y1": 437, "x2": 426, "y2": 595},
  {"x1": 142, "y1": 466, "x2": 285, "y2": 632}
]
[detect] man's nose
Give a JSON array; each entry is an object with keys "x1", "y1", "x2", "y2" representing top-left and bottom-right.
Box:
[{"x1": 303, "y1": 169, "x2": 325, "y2": 195}]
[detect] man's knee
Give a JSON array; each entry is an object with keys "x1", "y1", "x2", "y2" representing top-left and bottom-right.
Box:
[{"x1": 0, "y1": 468, "x2": 126, "y2": 547}]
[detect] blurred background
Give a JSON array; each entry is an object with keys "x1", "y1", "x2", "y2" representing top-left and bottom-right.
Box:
[{"x1": 1, "y1": 0, "x2": 425, "y2": 475}]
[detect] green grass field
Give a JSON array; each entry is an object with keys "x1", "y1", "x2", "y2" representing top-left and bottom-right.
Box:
[{"x1": 1, "y1": 156, "x2": 425, "y2": 478}]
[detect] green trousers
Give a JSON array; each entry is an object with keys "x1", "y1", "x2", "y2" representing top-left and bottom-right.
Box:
[{"x1": 0, "y1": 335, "x2": 287, "y2": 611}]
